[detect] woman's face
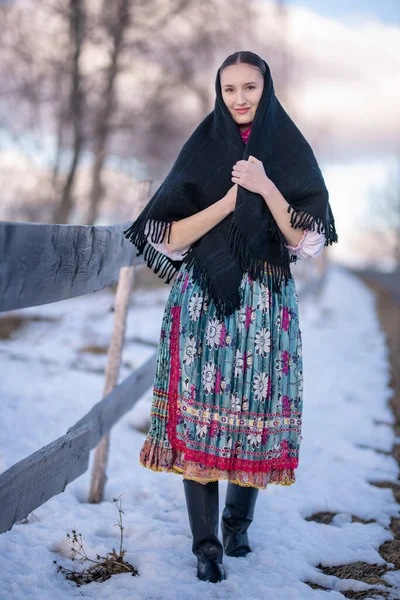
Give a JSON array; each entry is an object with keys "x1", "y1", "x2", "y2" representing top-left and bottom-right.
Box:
[{"x1": 220, "y1": 63, "x2": 264, "y2": 131}]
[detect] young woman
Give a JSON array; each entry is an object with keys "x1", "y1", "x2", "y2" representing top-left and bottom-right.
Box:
[{"x1": 124, "y1": 51, "x2": 337, "y2": 584}]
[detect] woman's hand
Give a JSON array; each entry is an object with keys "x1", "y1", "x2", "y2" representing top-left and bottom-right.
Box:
[
  {"x1": 223, "y1": 183, "x2": 238, "y2": 213},
  {"x1": 231, "y1": 155, "x2": 273, "y2": 196}
]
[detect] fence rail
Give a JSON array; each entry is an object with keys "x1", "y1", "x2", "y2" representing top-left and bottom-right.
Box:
[
  {"x1": 0, "y1": 221, "x2": 139, "y2": 312},
  {"x1": 0, "y1": 354, "x2": 156, "y2": 534},
  {"x1": 0, "y1": 219, "x2": 156, "y2": 533},
  {"x1": 0, "y1": 219, "x2": 328, "y2": 534}
]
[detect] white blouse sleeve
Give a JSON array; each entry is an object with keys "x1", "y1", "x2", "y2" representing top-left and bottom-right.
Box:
[
  {"x1": 144, "y1": 219, "x2": 190, "y2": 261},
  {"x1": 145, "y1": 220, "x2": 325, "y2": 262},
  {"x1": 285, "y1": 229, "x2": 326, "y2": 259}
]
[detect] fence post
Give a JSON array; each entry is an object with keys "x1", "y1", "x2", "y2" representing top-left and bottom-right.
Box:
[
  {"x1": 88, "y1": 265, "x2": 135, "y2": 503},
  {"x1": 88, "y1": 180, "x2": 152, "y2": 503}
]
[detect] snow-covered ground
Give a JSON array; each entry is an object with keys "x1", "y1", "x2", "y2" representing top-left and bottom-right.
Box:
[{"x1": 0, "y1": 266, "x2": 399, "y2": 600}]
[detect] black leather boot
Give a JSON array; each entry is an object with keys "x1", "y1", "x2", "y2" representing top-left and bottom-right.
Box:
[
  {"x1": 221, "y1": 482, "x2": 259, "y2": 557},
  {"x1": 183, "y1": 478, "x2": 226, "y2": 583}
]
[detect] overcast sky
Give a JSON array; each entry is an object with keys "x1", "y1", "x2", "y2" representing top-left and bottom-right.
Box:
[
  {"x1": 255, "y1": 1, "x2": 400, "y2": 267},
  {"x1": 284, "y1": 0, "x2": 400, "y2": 25}
]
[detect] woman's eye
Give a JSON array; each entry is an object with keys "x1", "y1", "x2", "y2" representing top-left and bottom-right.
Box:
[{"x1": 224, "y1": 87, "x2": 255, "y2": 92}]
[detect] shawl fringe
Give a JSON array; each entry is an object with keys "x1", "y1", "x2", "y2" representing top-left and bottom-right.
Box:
[
  {"x1": 227, "y1": 220, "x2": 294, "y2": 294},
  {"x1": 122, "y1": 57, "x2": 338, "y2": 319},
  {"x1": 182, "y1": 246, "x2": 242, "y2": 320},
  {"x1": 123, "y1": 218, "x2": 178, "y2": 284},
  {"x1": 287, "y1": 205, "x2": 338, "y2": 246}
]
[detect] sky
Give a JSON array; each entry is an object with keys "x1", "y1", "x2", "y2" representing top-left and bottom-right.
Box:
[
  {"x1": 255, "y1": 0, "x2": 400, "y2": 268},
  {"x1": 284, "y1": 0, "x2": 400, "y2": 25}
]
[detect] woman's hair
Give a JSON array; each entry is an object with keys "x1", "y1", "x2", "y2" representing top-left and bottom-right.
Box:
[{"x1": 219, "y1": 51, "x2": 267, "y2": 79}]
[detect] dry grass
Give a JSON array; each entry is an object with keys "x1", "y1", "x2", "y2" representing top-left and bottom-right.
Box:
[
  {"x1": 79, "y1": 344, "x2": 108, "y2": 355},
  {"x1": 0, "y1": 314, "x2": 59, "y2": 339},
  {"x1": 305, "y1": 512, "x2": 376, "y2": 525},
  {"x1": 53, "y1": 496, "x2": 139, "y2": 586}
]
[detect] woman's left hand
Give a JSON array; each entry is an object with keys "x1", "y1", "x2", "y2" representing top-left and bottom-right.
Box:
[{"x1": 231, "y1": 155, "x2": 273, "y2": 196}]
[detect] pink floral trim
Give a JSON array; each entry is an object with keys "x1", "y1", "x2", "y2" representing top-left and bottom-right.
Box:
[
  {"x1": 166, "y1": 305, "x2": 183, "y2": 451},
  {"x1": 219, "y1": 323, "x2": 226, "y2": 346},
  {"x1": 182, "y1": 271, "x2": 189, "y2": 292},
  {"x1": 154, "y1": 386, "x2": 301, "y2": 418},
  {"x1": 245, "y1": 305, "x2": 252, "y2": 330},
  {"x1": 139, "y1": 438, "x2": 297, "y2": 488},
  {"x1": 282, "y1": 350, "x2": 290, "y2": 376},
  {"x1": 282, "y1": 306, "x2": 290, "y2": 332},
  {"x1": 261, "y1": 427, "x2": 270, "y2": 445},
  {"x1": 282, "y1": 395, "x2": 291, "y2": 416},
  {"x1": 266, "y1": 376, "x2": 272, "y2": 400},
  {"x1": 179, "y1": 449, "x2": 298, "y2": 476},
  {"x1": 215, "y1": 368, "x2": 222, "y2": 393}
]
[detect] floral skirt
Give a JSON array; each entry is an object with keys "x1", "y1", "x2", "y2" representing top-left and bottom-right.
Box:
[{"x1": 139, "y1": 261, "x2": 304, "y2": 489}]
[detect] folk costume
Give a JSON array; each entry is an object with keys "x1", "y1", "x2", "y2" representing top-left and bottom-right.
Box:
[{"x1": 124, "y1": 58, "x2": 337, "y2": 490}]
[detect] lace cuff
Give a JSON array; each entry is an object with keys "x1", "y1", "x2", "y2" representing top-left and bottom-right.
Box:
[{"x1": 285, "y1": 229, "x2": 326, "y2": 259}]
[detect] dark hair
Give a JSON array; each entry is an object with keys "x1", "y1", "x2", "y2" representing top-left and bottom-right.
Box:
[{"x1": 219, "y1": 51, "x2": 267, "y2": 79}]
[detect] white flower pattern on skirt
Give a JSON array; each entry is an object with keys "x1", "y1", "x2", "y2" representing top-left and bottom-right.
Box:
[
  {"x1": 201, "y1": 361, "x2": 216, "y2": 394},
  {"x1": 257, "y1": 282, "x2": 270, "y2": 312},
  {"x1": 254, "y1": 327, "x2": 271, "y2": 357},
  {"x1": 183, "y1": 333, "x2": 197, "y2": 365},
  {"x1": 205, "y1": 317, "x2": 222, "y2": 348},
  {"x1": 140, "y1": 262, "x2": 304, "y2": 489},
  {"x1": 234, "y1": 349, "x2": 244, "y2": 377},
  {"x1": 237, "y1": 306, "x2": 247, "y2": 332},
  {"x1": 196, "y1": 423, "x2": 208, "y2": 440},
  {"x1": 188, "y1": 292, "x2": 203, "y2": 321},
  {"x1": 247, "y1": 432, "x2": 262, "y2": 450},
  {"x1": 252, "y1": 371, "x2": 270, "y2": 402},
  {"x1": 230, "y1": 391, "x2": 242, "y2": 413}
]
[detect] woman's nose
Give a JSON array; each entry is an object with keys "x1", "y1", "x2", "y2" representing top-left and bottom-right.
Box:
[{"x1": 236, "y1": 91, "x2": 246, "y2": 105}]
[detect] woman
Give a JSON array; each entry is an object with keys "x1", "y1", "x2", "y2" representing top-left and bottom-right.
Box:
[{"x1": 124, "y1": 51, "x2": 337, "y2": 584}]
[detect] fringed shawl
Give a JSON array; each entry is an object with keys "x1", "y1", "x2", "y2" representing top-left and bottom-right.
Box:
[{"x1": 124, "y1": 58, "x2": 338, "y2": 318}]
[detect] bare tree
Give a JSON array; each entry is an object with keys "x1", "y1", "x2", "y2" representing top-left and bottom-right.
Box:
[
  {"x1": 353, "y1": 154, "x2": 400, "y2": 270},
  {"x1": 373, "y1": 154, "x2": 400, "y2": 269},
  {"x1": 84, "y1": 0, "x2": 248, "y2": 222},
  {"x1": 0, "y1": 0, "x2": 254, "y2": 224},
  {"x1": 53, "y1": 0, "x2": 86, "y2": 223},
  {"x1": 85, "y1": 0, "x2": 129, "y2": 225}
]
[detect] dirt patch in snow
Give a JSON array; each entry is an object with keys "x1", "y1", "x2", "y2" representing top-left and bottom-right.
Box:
[
  {"x1": 304, "y1": 272, "x2": 400, "y2": 599},
  {"x1": 0, "y1": 314, "x2": 59, "y2": 339}
]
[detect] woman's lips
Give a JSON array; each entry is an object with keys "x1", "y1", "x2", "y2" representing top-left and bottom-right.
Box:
[{"x1": 235, "y1": 108, "x2": 250, "y2": 114}]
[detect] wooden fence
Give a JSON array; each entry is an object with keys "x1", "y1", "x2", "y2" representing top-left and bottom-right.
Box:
[
  {"x1": 0, "y1": 220, "x2": 158, "y2": 534},
  {"x1": 0, "y1": 220, "x2": 328, "y2": 535}
]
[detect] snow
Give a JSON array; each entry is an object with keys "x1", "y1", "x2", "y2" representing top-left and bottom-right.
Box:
[{"x1": 0, "y1": 266, "x2": 399, "y2": 599}]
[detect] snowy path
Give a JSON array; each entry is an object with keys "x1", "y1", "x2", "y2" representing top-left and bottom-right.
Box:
[{"x1": 0, "y1": 267, "x2": 399, "y2": 600}]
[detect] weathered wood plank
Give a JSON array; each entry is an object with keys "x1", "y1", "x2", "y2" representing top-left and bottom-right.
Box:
[
  {"x1": 0, "y1": 352, "x2": 156, "y2": 534},
  {"x1": 68, "y1": 351, "x2": 157, "y2": 447},
  {"x1": 0, "y1": 221, "x2": 143, "y2": 312},
  {"x1": 0, "y1": 423, "x2": 93, "y2": 534}
]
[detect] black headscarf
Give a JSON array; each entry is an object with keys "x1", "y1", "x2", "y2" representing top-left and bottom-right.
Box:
[{"x1": 124, "y1": 57, "x2": 338, "y2": 318}]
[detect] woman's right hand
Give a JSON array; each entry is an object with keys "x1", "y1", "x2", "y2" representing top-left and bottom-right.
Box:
[{"x1": 224, "y1": 184, "x2": 238, "y2": 213}]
